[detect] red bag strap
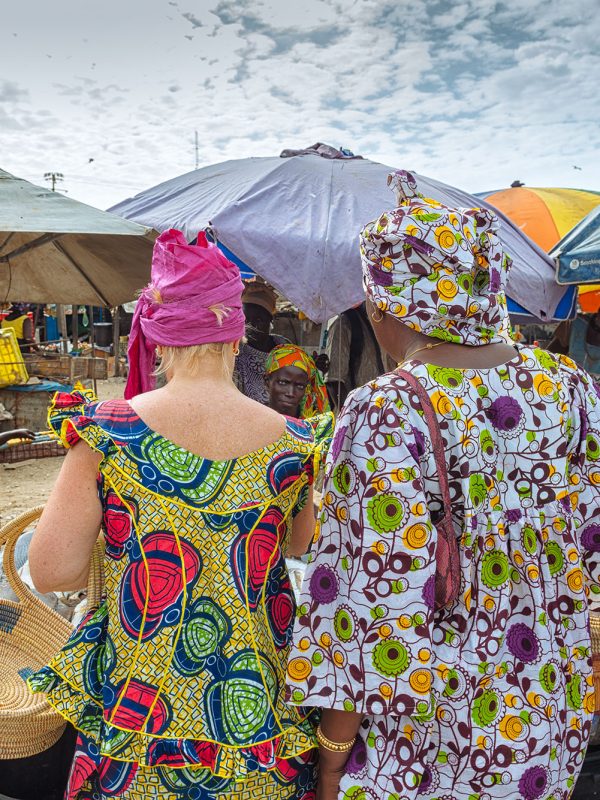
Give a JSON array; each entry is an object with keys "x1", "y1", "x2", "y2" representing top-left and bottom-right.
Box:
[{"x1": 396, "y1": 368, "x2": 452, "y2": 516}]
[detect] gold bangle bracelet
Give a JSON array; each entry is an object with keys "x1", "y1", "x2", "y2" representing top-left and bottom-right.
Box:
[{"x1": 316, "y1": 724, "x2": 356, "y2": 753}]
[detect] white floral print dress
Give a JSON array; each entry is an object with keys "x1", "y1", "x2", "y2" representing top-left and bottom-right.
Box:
[{"x1": 286, "y1": 347, "x2": 600, "y2": 800}]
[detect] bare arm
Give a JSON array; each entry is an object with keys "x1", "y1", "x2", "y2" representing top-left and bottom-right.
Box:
[
  {"x1": 28, "y1": 442, "x2": 103, "y2": 594},
  {"x1": 317, "y1": 709, "x2": 364, "y2": 800},
  {"x1": 287, "y1": 484, "x2": 315, "y2": 558}
]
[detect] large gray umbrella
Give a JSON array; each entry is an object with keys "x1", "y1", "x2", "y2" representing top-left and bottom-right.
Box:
[
  {"x1": 110, "y1": 148, "x2": 571, "y2": 323},
  {"x1": 0, "y1": 169, "x2": 156, "y2": 305}
]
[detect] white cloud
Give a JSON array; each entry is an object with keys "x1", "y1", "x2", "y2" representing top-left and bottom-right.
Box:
[{"x1": 0, "y1": 0, "x2": 598, "y2": 211}]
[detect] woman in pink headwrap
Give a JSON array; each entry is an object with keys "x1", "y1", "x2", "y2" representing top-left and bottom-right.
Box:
[{"x1": 27, "y1": 230, "x2": 318, "y2": 799}]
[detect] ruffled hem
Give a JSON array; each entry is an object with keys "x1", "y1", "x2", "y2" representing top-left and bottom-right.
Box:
[{"x1": 30, "y1": 667, "x2": 317, "y2": 778}]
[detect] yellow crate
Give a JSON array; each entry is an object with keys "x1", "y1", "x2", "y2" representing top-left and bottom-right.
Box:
[{"x1": 0, "y1": 328, "x2": 29, "y2": 387}]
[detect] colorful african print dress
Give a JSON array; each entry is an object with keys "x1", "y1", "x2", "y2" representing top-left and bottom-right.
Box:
[
  {"x1": 287, "y1": 347, "x2": 600, "y2": 800},
  {"x1": 29, "y1": 390, "x2": 318, "y2": 800}
]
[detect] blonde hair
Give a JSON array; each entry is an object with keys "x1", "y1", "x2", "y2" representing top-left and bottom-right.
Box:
[
  {"x1": 151, "y1": 300, "x2": 238, "y2": 379},
  {"x1": 154, "y1": 342, "x2": 233, "y2": 379}
]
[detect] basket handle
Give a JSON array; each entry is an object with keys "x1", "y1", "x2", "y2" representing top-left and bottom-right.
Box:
[
  {"x1": 1, "y1": 506, "x2": 104, "y2": 610},
  {"x1": 1, "y1": 506, "x2": 45, "y2": 605}
]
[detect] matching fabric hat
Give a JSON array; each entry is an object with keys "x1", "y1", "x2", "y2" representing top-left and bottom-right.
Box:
[
  {"x1": 361, "y1": 170, "x2": 513, "y2": 346},
  {"x1": 125, "y1": 229, "x2": 245, "y2": 398}
]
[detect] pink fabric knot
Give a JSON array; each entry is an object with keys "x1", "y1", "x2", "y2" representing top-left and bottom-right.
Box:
[{"x1": 125, "y1": 229, "x2": 245, "y2": 398}]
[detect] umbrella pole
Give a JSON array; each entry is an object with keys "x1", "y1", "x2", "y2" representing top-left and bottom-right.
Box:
[
  {"x1": 72, "y1": 304, "x2": 79, "y2": 351},
  {"x1": 56, "y1": 304, "x2": 68, "y2": 354},
  {"x1": 112, "y1": 307, "x2": 121, "y2": 378},
  {"x1": 89, "y1": 305, "x2": 97, "y2": 395}
]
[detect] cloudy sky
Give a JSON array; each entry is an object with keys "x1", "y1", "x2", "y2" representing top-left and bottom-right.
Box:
[{"x1": 2, "y1": 0, "x2": 599, "y2": 210}]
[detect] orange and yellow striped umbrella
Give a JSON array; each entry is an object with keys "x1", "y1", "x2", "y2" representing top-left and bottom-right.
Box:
[
  {"x1": 478, "y1": 186, "x2": 600, "y2": 252},
  {"x1": 575, "y1": 283, "x2": 600, "y2": 312}
]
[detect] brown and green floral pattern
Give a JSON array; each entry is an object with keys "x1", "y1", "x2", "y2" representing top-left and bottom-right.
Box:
[{"x1": 287, "y1": 346, "x2": 600, "y2": 800}]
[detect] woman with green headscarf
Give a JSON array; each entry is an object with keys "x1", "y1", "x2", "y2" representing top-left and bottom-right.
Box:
[{"x1": 265, "y1": 344, "x2": 331, "y2": 419}]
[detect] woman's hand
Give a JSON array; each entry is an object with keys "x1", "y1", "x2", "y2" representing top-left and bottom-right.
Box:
[
  {"x1": 317, "y1": 748, "x2": 347, "y2": 800},
  {"x1": 0, "y1": 429, "x2": 35, "y2": 447}
]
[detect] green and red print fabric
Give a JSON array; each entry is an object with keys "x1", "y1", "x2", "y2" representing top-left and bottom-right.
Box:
[{"x1": 29, "y1": 390, "x2": 319, "y2": 799}]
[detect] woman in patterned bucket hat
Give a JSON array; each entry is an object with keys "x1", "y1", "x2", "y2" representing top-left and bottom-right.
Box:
[
  {"x1": 287, "y1": 171, "x2": 600, "y2": 799},
  {"x1": 26, "y1": 229, "x2": 320, "y2": 799}
]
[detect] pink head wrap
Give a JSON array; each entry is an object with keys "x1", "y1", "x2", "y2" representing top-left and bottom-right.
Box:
[{"x1": 124, "y1": 228, "x2": 245, "y2": 398}]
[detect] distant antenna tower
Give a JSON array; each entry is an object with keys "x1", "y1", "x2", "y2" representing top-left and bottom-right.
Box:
[
  {"x1": 44, "y1": 172, "x2": 64, "y2": 192},
  {"x1": 194, "y1": 131, "x2": 199, "y2": 170}
]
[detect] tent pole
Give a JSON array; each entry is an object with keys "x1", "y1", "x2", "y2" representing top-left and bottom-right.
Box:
[
  {"x1": 72, "y1": 304, "x2": 79, "y2": 351},
  {"x1": 112, "y1": 307, "x2": 121, "y2": 378},
  {"x1": 56, "y1": 304, "x2": 68, "y2": 354},
  {"x1": 89, "y1": 306, "x2": 97, "y2": 395}
]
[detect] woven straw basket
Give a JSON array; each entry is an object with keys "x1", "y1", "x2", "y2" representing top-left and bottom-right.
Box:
[{"x1": 0, "y1": 506, "x2": 104, "y2": 759}]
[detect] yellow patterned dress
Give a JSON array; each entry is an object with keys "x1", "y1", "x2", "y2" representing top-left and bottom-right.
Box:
[{"x1": 29, "y1": 389, "x2": 318, "y2": 800}]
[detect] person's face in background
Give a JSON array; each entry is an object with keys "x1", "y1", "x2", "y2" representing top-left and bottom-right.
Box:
[
  {"x1": 243, "y1": 302, "x2": 273, "y2": 347},
  {"x1": 266, "y1": 365, "x2": 308, "y2": 416}
]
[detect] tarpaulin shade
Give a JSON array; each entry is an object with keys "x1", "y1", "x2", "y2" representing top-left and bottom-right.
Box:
[
  {"x1": 552, "y1": 206, "x2": 600, "y2": 285},
  {"x1": 0, "y1": 169, "x2": 156, "y2": 305},
  {"x1": 111, "y1": 152, "x2": 572, "y2": 323}
]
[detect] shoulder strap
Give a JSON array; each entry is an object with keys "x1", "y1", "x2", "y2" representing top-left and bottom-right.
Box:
[{"x1": 396, "y1": 369, "x2": 452, "y2": 514}]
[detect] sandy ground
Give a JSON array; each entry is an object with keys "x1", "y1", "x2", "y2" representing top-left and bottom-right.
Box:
[{"x1": 0, "y1": 378, "x2": 126, "y2": 526}]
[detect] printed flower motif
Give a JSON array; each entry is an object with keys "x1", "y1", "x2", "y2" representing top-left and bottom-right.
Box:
[
  {"x1": 544, "y1": 540, "x2": 566, "y2": 576},
  {"x1": 344, "y1": 737, "x2": 367, "y2": 778},
  {"x1": 481, "y1": 549, "x2": 510, "y2": 589},
  {"x1": 309, "y1": 565, "x2": 339, "y2": 604},
  {"x1": 485, "y1": 396, "x2": 524, "y2": 437},
  {"x1": 435, "y1": 225, "x2": 457, "y2": 251},
  {"x1": 539, "y1": 661, "x2": 560, "y2": 694},
  {"x1": 287, "y1": 657, "x2": 312, "y2": 683},
  {"x1": 366, "y1": 494, "x2": 405, "y2": 534},
  {"x1": 506, "y1": 623, "x2": 540, "y2": 664},
  {"x1": 443, "y1": 666, "x2": 469, "y2": 700},
  {"x1": 518, "y1": 766, "x2": 548, "y2": 800},
  {"x1": 471, "y1": 689, "x2": 502, "y2": 727},
  {"x1": 422, "y1": 575, "x2": 436, "y2": 610},
  {"x1": 566, "y1": 674, "x2": 583, "y2": 711},
  {"x1": 581, "y1": 524, "x2": 600, "y2": 552},
  {"x1": 499, "y1": 714, "x2": 529, "y2": 743},
  {"x1": 587, "y1": 432, "x2": 600, "y2": 461},
  {"x1": 369, "y1": 262, "x2": 395, "y2": 287},
  {"x1": 469, "y1": 473, "x2": 489, "y2": 509},
  {"x1": 479, "y1": 429, "x2": 496, "y2": 464},
  {"x1": 330, "y1": 424, "x2": 348, "y2": 462},
  {"x1": 407, "y1": 428, "x2": 426, "y2": 462},
  {"x1": 521, "y1": 525, "x2": 538, "y2": 556},
  {"x1": 437, "y1": 276, "x2": 458, "y2": 301},
  {"x1": 332, "y1": 461, "x2": 359, "y2": 497},
  {"x1": 505, "y1": 508, "x2": 522, "y2": 524},
  {"x1": 431, "y1": 366, "x2": 464, "y2": 395},
  {"x1": 334, "y1": 605, "x2": 359, "y2": 643},
  {"x1": 417, "y1": 765, "x2": 440, "y2": 794},
  {"x1": 489, "y1": 267, "x2": 501, "y2": 293},
  {"x1": 372, "y1": 639, "x2": 411, "y2": 678}
]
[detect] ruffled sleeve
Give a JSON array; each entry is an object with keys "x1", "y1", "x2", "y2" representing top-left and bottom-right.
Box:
[
  {"x1": 48, "y1": 387, "x2": 117, "y2": 460},
  {"x1": 286, "y1": 378, "x2": 438, "y2": 721}
]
